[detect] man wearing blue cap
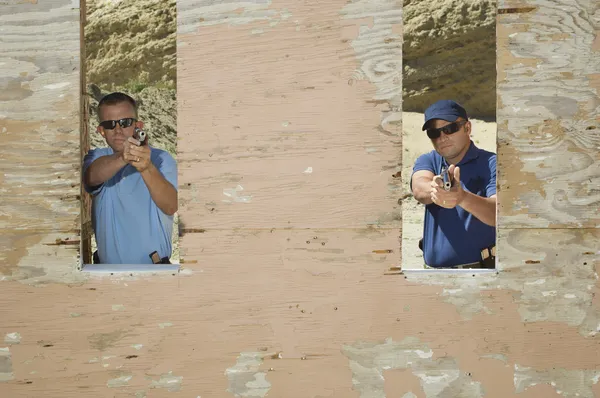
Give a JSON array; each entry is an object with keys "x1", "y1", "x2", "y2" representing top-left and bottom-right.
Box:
[{"x1": 410, "y1": 100, "x2": 496, "y2": 269}]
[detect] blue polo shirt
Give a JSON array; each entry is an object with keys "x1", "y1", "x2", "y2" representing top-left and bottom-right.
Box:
[
  {"x1": 411, "y1": 141, "x2": 496, "y2": 268},
  {"x1": 83, "y1": 147, "x2": 177, "y2": 264}
]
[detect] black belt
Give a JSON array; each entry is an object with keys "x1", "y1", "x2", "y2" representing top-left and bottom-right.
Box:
[{"x1": 419, "y1": 242, "x2": 496, "y2": 269}]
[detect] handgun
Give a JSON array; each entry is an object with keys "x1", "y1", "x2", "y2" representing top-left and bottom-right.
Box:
[
  {"x1": 133, "y1": 127, "x2": 147, "y2": 146},
  {"x1": 441, "y1": 166, "x2": 453, "y2": 191}
]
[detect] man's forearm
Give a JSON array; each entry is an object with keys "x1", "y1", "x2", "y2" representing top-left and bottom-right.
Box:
[
  {"x1": 412, "y1": 183, "x2": 434, "y2": 205},
  {"x1": 458, "y1": 192, "x2": 496, "y2": 226},
  {"x1": 140, "y1": 164, "x2": 178, "y2": 215},
  {"x1": 85, "y1": 153, "x2": 127, "y2": 188}
]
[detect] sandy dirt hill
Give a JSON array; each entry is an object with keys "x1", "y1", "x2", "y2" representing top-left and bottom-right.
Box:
[
  {"x1": 403, "y1": 0, "x2": 497, "y2": 119},
  {"x1": 85, "y1": 0, "x2": 176, "y2": 90}
]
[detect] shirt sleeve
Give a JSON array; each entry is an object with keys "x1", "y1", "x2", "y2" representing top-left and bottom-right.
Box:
[
  {"x1": 486, "y1": 154, "x2": 497, "y2": 197},
  {"x1": 82, "y1": 148, "x2": 107, "y2": 195},
  {"x1": 409, "y1": 152, "x2": 435, "y2": 192},
  {"x1": 156, "y1": 151, "x2": 178, "y2": 191}
]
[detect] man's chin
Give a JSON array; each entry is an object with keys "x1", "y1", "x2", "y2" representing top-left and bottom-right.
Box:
[
  {"x1": 109, "y1": 141, "x2": 124, "y2": 152},
  {"x1": 437, "y1": 146, "x2": 452, "y2": 155}
]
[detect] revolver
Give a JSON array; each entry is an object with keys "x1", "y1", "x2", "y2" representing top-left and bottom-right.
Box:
[
  {"x1": 133, "y1": 127, "x2": 147, "y2": 146},
  {"x1": 441, "y1": 165, "x2": 453, "y2": 191}
]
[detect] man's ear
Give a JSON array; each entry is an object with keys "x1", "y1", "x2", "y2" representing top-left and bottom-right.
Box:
[
  {"x1": 135, "y1": 120, "x2": 144, "y2": 129},
  {"x1": 97, "y1": 125, "x2": 105, "y2": 138}
]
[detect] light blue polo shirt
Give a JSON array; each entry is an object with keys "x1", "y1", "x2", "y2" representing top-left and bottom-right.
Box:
[
  {"x1": 83, "y1": 147, "x2": 177, "y2": 264},
  {"x1": 410, "y1": 141, "x2": 496, "y2": 268}
]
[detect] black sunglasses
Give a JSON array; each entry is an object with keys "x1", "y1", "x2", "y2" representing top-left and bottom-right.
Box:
[
  {"x1": 426, "y1": 120, "x2": 467, "y2": 139},
  {"x1": 99, "y1": 118, "x2": 136, "y2": 130}
]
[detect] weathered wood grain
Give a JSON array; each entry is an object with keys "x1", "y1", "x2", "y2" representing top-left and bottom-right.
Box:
[
  {"x1": 0, "y1": 0, "x2": 81, "y2": 273},
  {"x1": 1, "y1": 1, "x2": 600, "y2": 398},
  {"x1": 1, "y1": 230, "x2": 599, "y2": 397},
  {"x1": 0, "y1": 231, "x2": 82, "y2": 283},
  {"x1": 80, "y1": 0, "x2": 92, "y2": 265},
  {"x1": 496, "y1": 228, "x2": 600, "y2": 334},
  {"x1": 177, "y1": 0, "x2": 402, "y2": 230},
  {"x1": 497, "y1": 0, "x2": 600, "y2": 228}
]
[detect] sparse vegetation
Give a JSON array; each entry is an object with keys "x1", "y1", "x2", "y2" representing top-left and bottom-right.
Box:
[{"x1": 85, "y1": 0, "x2": 179, "y2": 262}]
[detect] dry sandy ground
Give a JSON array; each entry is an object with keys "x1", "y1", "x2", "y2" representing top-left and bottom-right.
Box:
[{"x1": 401, "y1": 112, "x2": 497, "y2": 269}]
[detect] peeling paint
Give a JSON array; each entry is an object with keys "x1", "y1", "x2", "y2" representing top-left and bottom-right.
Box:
[
  {"x1": 107, "y1": 375, "x2": 132, "y2": 388},
  {"x1": 4, "y1": 332, "x2": 21, "y2": 345},
  {"x1": 222, "y1": 185, "x2": 252, "y2": 203},
  {"x1": 44, "y1": 82, "x2": 71, "y2": 90},
  {"x1": 514, "y1": 364, "x2": 600, "y2": 397},
  {"x1": 158, "y1": 322, "x2": 173, "y2": 329},
  {"x1": 88, "y1": 329, "x2": 129, "y2": 351},
  {"x1": 112, "y1": 304, "x2": 125, "y2": 311},
  {"x1": 340, "y1": 0, "x2": 402, "y2": 136},
  {"x1": 0, "y1": 347, "x2": 14, "y2": 382},
  {"x1": 225, "y1": 352, "x2": 271, "y2": 397},
  {"x1": 149, "y1": 371, "x2": 183, "y2": 392},
  {"x1": 481, "y1": 353, "x2": 508, "y2": 363},
  {"x1": 178, "y1": 1, "x2": 293, "y2": 35},
  {"x1": 342, "y1": 337, "x2": 483, "y2": 398},
  {"x1": 405, "y1": 230, "x2": 600, "y2": 336}
]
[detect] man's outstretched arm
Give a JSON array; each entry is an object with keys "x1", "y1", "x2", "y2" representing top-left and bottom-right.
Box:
[
  {"x1": 85, "y1": 153, "x2": 127, "y2": 188},
  {"x1": 411, "y1": 170, "x2": 435, "y2": 205}
]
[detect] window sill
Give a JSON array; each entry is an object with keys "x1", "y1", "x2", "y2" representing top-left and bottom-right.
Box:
[{"x1": 81, "y1": 263, "x2": 180, "y2": 274}]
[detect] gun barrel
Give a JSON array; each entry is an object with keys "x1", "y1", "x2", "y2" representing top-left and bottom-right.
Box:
[
  {"x1": 442, "y1": 167, "x2": 452, "y2": 191},
  {"x1": 134, "y1": 127, "x2": 147, "y2": 145}
]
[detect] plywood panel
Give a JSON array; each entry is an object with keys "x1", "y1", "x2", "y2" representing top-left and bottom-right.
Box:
[
  {"x1": 79, "y1": 0, "x2": 92, "y2": 265},
  {"x1": 0, "y1": 0, "x2": 81, "y2": 273},
  {"x1": 496, "y1": 0, "x2": 600, "y2": 228},
  {"x1": 0, "y1": 231, "x2": 81, "y2": 283},
  {"x1": 2, "y1": 1, "x2": 600, "y2": 397},
  {"x1": 1, "y1": 229, "x2": 599, "y2": 397},
  {"x1": 177, "y1": 0, "x2": 402, "y2": 230}
]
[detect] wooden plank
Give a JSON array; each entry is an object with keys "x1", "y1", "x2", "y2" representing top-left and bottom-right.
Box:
[
  {"x1": 177, "y1": 0, "x2": 402, "y2": 230},
  {"x1": 0, "y1": 1, "x2": 81, "y2": 271},
  {"x1": 0, "y1": 231, "x2": 80, "y2": 280},
  {"x1": 496, "y1": 228, "x2": 600, "y2": 331},
  {"x1": 1, "y1": 229, "x2": 599, "y2": 397},
  {"x1": 496, "y1": 0, "x2": 600, "y2": 228},
  {"x1": 80, "y1": 0, "x2": 92, "y2": 265},
  {"x1": 0, "y1": 197, "x2": 80, "y2": 232},
  {"x1": 179, "y1": 228, "x2": 400, "y2": 269}
]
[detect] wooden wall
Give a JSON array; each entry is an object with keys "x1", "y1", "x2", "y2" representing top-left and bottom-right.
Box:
[
  {"x1": 0, "y1": 0, "x2": 599, "y2": 397},
  {"x1": 0, "y1": 1, "x2": 82, "y2": 281}
]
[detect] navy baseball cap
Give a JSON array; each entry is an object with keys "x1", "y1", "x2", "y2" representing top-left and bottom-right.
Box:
[{"x1": 422, "y1": 100, "x2": 468, "y2": 130}]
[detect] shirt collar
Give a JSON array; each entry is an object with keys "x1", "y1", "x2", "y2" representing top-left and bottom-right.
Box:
[{"x1": 456, "y1": 140, "x2": 480, "y2": 165}]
